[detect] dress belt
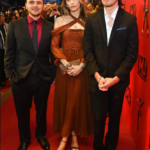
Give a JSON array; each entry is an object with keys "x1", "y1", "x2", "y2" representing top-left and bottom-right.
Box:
[{"x1": 63, "y1": 47, "x2": 83, "y2": 55}]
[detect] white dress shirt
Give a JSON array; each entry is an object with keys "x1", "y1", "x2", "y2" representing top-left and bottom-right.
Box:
[{"x1": 104, "y1": 6, "x2": 119, "y2": 45}]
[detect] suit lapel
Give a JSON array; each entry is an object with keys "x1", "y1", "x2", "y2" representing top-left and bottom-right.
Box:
[
  {"x1": 109, "y1": 7, "x2": 124, "y2": 44},
  {"x1": 98, "y1": 9, "x2": 107, "y2": 45},
  {"x1": 21, "y1": 17, "x2": 35, "y2": 54}
]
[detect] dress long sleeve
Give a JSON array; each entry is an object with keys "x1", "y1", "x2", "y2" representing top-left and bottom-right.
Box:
[{"x1": 51, "y1": 31, "x2": 67, "y2": 66}]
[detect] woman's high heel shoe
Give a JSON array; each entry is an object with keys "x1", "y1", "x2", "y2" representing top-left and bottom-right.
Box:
[{"x1": 71, "y1": 134, "x2": 79, "y2": 150}]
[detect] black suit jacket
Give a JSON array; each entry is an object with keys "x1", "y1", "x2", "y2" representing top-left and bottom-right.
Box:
[
  {"x1": 4, "y1": 16, "x2": 56, "y2": 84},
  {"x1": 84, "y1": 7, "x2": 139, "y2": 92}
]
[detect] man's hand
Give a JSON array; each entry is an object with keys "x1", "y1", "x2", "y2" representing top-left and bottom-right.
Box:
[
  {"x1": 94, "y1": 72, "x2": 108, "y2": 91},
  {"x1": 99, "y1": 76, "x2": 120, "y2": 90},
  {"x1": 98, "y1": 77, "x2": 108, "y2": 91},
  {"x1": 50, "y1": 10, "x2": 60, "y2": 17}
]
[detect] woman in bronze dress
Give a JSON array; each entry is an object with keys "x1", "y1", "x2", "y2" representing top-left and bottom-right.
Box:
[{"x1": 51, "y1": 0, "x2": 93, "y2": 149}]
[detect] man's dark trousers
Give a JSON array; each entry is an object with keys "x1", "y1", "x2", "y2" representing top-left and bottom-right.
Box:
[
  {"x1": 0, "y1": 49, "x2": 6, "y2": 84},
  {"x1": 90, "y1": 88, "x2": 126, "y2": 150},
  {"x1": 10, "y1": 73, "x2": 50, "y2": 143}
]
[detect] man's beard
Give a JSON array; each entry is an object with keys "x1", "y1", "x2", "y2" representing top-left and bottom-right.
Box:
[{"x1": 29, "y1": 10, "x2": 42, "y2": 17}]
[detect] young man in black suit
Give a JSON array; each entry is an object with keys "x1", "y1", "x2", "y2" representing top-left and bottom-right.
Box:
[
  {"x1": 84, "y1": 0, "x2": 139, "y2": 150},
  {"x1": 4, "y1": 0, "x2": 56, "y2": 150}
]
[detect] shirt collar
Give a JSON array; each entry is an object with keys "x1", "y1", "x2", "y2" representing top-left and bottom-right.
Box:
[
  {"x1": 27, "y1": 14, "x2": 42, "y2": 24},
  {"x1": 104, "y1": 6, "x2": 119, "y2": 20}
]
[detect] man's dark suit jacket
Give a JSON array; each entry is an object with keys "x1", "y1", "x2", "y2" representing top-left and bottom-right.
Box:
[
  {"x1": 84, "y1": 7, "x2": 139, "y2": 92},
  {"x1": 4, "y1": 16, "x2": 56, "y2": 84}
]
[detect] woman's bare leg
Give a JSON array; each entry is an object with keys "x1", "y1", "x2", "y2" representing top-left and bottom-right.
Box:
[{"x1": 57, "y1": 137, "x2": 68, "y2": 150}]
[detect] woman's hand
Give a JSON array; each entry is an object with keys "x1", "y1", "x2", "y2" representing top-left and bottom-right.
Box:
[
  {"x1": 67, "y1": 65, "x2": 83, "y2": 76},
  {"x1": 60, "y1": 59, "x2": 70, "y2": 67}
]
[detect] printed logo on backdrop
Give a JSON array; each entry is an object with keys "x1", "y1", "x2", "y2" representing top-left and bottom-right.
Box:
[
  {"x1": 137, "y1": 98, "x2": 145, "y2": 133},
  {"x1": 142, "y1": 0, "x2": 149, "y2": 37},
  {"x1": 137, "y1": 55, "x2": 148, "y2": 82},
  {"x1": 130, "y1": 4, "x2": 136, "y2": 16},
  {"x1": 125, "y1": 87, "x2": 131, "y2": 106}
]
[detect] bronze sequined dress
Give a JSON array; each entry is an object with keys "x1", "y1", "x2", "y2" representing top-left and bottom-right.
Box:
[{"x1": 51, "y1": 14, "x2": 93, "y2": 137}]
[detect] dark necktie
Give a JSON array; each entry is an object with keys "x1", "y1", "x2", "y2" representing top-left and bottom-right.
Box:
[
  {"x1": 32, "y1": 21, "x2": 38, "y2": 53},
  {"x1": 32, "y1": 21, "x2": 38, "y2": 74}
]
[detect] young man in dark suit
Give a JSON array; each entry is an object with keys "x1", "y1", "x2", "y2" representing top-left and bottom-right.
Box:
[
  {"x1": 4, "y1": 0, "x2": 56, "y2": 150},
  {"x1": 84, "y1": 0, "x2": 139, "y2": 150}
]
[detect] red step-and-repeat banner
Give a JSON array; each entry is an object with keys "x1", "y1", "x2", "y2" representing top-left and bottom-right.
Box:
[{"x1": 122, "y1": 0, "x2": 150, "y2": 150}]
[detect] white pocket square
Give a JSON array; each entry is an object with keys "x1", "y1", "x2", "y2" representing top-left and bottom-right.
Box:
[{"x1": 117, "y1": 27, "x2": 127, "y2": 31}]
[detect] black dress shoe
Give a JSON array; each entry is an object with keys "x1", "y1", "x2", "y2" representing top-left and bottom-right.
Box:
[
  {"x1": 18, "y1": 142, "x2": 30, "y2": 150},
  {"x1": 37, "y1": 136, "x2": 50, "y2": 150}
]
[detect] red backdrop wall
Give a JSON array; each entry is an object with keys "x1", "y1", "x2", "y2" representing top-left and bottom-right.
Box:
[{"x1": 122, "y1": 0, "x2": 150, "y2": 150}]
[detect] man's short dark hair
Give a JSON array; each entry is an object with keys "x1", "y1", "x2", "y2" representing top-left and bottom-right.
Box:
[
  {"x1": 50, "y1": 1, "x2": 57, "y2": 5},
  {"x1": 99, "y1": 0, "x2": 123, "y2": 7}
]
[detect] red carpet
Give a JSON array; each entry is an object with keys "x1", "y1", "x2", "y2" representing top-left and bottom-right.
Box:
[
  {"x1": 0, "y1": 80, "x2": 10, "y2": 97},
  {"x1": 1, "y1": 86, "x2": 136, "y2": 150}
]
